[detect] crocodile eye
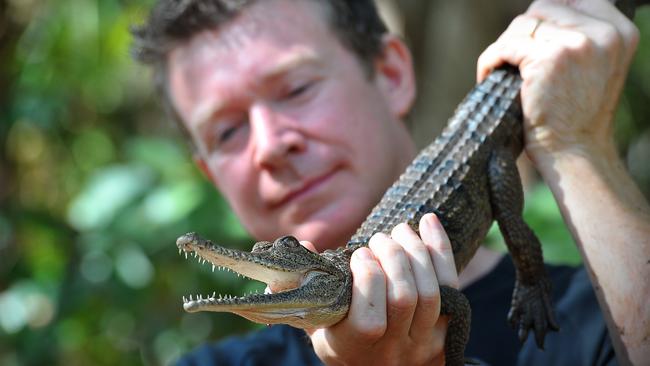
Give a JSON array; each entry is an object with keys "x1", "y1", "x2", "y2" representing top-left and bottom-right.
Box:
[
  {"x1": 252, "y1": 241, "x2": 273, "y2": 253},
  {"x1": 275, "y1": 236, "x2": 300, "y2": 249}
]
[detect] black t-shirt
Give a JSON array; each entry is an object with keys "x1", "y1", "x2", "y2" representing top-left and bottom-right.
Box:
[
  {"x1": 463, "y1": 257, "x2": 616, "y2": 365},
  {"x1": 176, "y1": 257, "x2": 616, "y2": 365}
]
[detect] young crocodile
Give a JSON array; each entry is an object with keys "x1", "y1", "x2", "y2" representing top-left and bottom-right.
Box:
[
  {"x1": 175, "y1": 2, "x2": 645, "y2": 364},
  {"x1": 177, "y1": 67, "x2": 544, "y2": 365}
]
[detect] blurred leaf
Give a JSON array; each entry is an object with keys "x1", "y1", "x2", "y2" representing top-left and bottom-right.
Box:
[
  {"x1": 67, "y1": 164, "x2": 154, "y2": 231},
  {"x1": 1, "y1": 1, "x2": 647, "y2": 365}
]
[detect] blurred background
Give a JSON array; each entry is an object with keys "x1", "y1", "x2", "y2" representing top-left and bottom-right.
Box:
[{"x1": 1, "y1": 0, "x2": 648, "y2": 365}]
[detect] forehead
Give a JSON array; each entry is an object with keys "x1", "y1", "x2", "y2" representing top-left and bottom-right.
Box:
[{"x1": 167, "y1": 0, "x2": 336, "y2": 85}]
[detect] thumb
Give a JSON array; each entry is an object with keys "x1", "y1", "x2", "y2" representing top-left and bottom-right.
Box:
[{"x1": 300, "y1": 240, "x2": 319, "y2": 253}]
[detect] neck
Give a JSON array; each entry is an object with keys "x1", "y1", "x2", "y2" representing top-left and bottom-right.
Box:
[{"x1": 459, "y1": 246, "x2": 504, "y2": 289}]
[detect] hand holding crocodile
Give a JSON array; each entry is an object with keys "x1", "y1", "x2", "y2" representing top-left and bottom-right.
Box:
[
  {"x1": 477, "y1": 0, "x2": 640, "y2": 165},
  {"x1": 305, "y1": 214, "x2": 457, "y2": 366}
]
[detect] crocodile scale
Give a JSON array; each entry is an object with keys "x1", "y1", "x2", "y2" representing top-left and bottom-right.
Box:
[
  {"x1": 334, "y1": 66, "x2": 552, "y2": 366},
  {"x1": 176, "y1": 3, "x2": 647, "y2": 365},
  {"x1": 346, "y1": 66, "x2": 523, "y2": 274}
]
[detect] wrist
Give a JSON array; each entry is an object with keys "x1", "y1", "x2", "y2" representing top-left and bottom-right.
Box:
[
  {"x1": 529, "y1": 139, "x2": 649, "y2": 218},
  {"x1": 527, "y1": 138, "x2": 620, "y2": 181}
]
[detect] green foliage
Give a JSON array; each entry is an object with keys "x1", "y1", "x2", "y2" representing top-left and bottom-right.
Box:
[
  {"x1": 0, "y1": 2, "x2": 648, "y2": 365},
  {"x1": 1, "y1": 1, "x2": 258, "y2": 365}
]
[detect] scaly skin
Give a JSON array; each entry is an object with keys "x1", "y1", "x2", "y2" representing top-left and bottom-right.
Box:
[
  {"x1": 179, "y1": 67, "x2": 554, "y2": 366},
  {"x1": 176, "y1": 2, "x2": 646, "y2": 363},
  {"x1": 177, "y1": 233, "x2": 352, "y2": 329}
]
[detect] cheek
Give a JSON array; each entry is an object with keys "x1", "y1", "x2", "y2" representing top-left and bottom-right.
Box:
[
  {"x1": 303, "y1": 98, "x2": 379, "y2": 154},
  {"x1": 212, "y1": 158, "x2": 258, "y2": 209}
]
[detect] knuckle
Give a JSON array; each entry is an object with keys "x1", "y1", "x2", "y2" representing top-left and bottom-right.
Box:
[
  {"x1": 568, "y1": 32, "x2": 591, "y2": 54},
  {"x1": 510, "y1": 14, "x2": 531, "y2": 30},
  {"x1": 526, "y1": 2, "x2": 545, "y2": 16},
  {"x1": 599, "y1": 25, "x2": 623, "y2": 56},
  {"x1": 352, "y1": 318, "x2": 387, "y2": 342},
  {"x1": 417, "y1": 288, "x2": 440, "y2": 310},
  {"x1": 428, "y1": 235, "x2": 452, "y2": 254},
  {"x1": 352, "y1": 259, "x2": 383, "y2": 281},
  {"x1": 370, "y1": 237, "x2": 405, "y2": 259},
  {"x1": 389, "y1": 289, "x2": 418, "y2": 312},
  {"x1": 546, "y1": 44, "x2": 572, "y2": 69},
  {"x1": 618, "y1": 23, "x2": 640, "y2": 58},
  {"x1": 409, "y1": 243, "x2": 431, "y2": 260},
  {"x1": 476, "y1": 44, "x2": 493, "y2": 65}
]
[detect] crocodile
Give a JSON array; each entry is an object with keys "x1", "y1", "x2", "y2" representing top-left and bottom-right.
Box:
[{"x1": 175, "y1": 2, "x2": 646, "y2": 364}]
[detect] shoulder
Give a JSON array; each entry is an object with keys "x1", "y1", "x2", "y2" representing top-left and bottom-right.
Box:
[{"x1": 175, "y1": 325, "x2": 321, "y2": 366}]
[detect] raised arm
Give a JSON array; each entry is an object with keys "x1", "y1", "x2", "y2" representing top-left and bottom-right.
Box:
[{"x1": 477, "y1": 0, "x2": 650, "y2": 363}]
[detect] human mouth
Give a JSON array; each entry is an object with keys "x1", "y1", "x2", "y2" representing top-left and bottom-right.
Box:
[{"x1": 270, "y1": 169, "x2": 339, "y2": 209}]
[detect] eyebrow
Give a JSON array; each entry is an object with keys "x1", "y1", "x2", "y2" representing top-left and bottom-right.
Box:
[
  {"x1": 259, "y1": 48, "x2": 320, "y2": 81},
  {"x1": 189, "y1": 49, "x2": 321, "y2": 129}
]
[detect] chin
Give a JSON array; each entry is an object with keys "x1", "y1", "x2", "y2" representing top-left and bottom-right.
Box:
[{"x1": 291, "y1": 216, "x2": 360, "y2": 253}]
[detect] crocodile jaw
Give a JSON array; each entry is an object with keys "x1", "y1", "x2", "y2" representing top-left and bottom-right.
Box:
[
  {"x1": 182, "y1": 272, "x2": 348, "y2": 328},
  {"x1": 177, "y1": 233, "x2": 308, "y2": 291},
  {"x1": 176, "y1": 233, "x2": 350, "y2": 328}
]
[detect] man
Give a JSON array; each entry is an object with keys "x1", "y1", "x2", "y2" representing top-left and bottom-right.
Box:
[{"x1": 132, "y1": 0, "x2": 650, "y2": 364}]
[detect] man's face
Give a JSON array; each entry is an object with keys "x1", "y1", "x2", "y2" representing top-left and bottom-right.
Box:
[{"x1": 167, "y1": 0, "x2": 416, "y2": 251}]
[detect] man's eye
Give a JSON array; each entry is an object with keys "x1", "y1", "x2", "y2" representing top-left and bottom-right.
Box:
[
  {"x1": 203, "y1": 122, "x2": 242, "y2": 152},
  {"x1": 218, "y1": 125, "x2": 238, "y2": 143},
  {"x1": 286, "y1": 82, "x2": 313, "y2": 99}
]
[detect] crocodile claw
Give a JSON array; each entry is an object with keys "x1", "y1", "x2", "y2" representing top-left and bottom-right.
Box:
[{"x1": 507, "y1": 278, "x2": 559, "y2": 349}]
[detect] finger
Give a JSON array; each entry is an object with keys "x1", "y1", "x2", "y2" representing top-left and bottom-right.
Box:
[
  {"x1": 419, "y1": 213, "x2": 459, "y2": 289},
  {"x1": 304, "y1": 247, "x2": 388, "y2": 360},
  {"x1": 299, "y1": 240, "x2": 318, "y2": 253},
  {"x1": 369, "y1": 232, "x2": 418, "y2": 338},
  {"x1": 528, "y1": 0, "x2": 638, "y2": 69},
  {"x1": 331, "y1": 247, "x2": 388, "y2": 345},
  {"x1": 477, "y1": 15, "x2": 540, "y2": 82},
  {"x1": 390, "y1": 223, "x2": 441, "y2": 343},
  {"x1": 477, "y1": 15, "x2": 607, "y2": 83},
  {"x1": 528, "y1": 1, "x2": 627, "y2": 51},
  {"x1": 531, "y1": 0, "x2": 639, "y2": 45}
]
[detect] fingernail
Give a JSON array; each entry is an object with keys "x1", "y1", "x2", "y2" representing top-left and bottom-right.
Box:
[
  {"x1": 354, "y1": 248, "x2": 374, "y2": 261},
  {"x1": 422, "y1": 213, "x2": 441, "y2": 233}
]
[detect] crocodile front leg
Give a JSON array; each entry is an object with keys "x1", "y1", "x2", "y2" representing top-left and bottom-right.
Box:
[{"x1": 487, "y1": 147, "x2": 560, "y2": 348}]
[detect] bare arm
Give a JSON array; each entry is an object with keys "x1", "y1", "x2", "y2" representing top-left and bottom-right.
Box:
[
  {"x1": 537, "y1": 143, "x2": 650, "y2": 364},
  {"x1": 477, "y1": 0, "x2": 650, "y2": 363}
]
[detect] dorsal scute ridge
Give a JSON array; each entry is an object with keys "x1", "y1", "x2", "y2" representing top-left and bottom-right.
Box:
[{"x1": 347, "y1": 68, "x2": 522, "y2": 248}]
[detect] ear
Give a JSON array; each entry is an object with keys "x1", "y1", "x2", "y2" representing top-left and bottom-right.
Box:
[
  {"x1": 373, "y1": 34, "x2": 416, "y2": 119},
  {"x1": 193, "y1": 153, "x2": 219, "y2": 188}
]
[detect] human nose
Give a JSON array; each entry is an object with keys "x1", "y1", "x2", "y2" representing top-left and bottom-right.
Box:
[{"x1": 250, "y1": 104, "x2": 306, "y2": 169}]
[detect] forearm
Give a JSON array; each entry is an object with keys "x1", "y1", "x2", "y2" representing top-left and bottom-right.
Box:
[{"x1": 534, "y1": 143, "x2": 650, "y2": 364}]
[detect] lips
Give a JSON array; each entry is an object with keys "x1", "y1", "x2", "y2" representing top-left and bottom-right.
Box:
[{"x1": 268, "y1": 168, "x2": 339, "y2": 209}]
